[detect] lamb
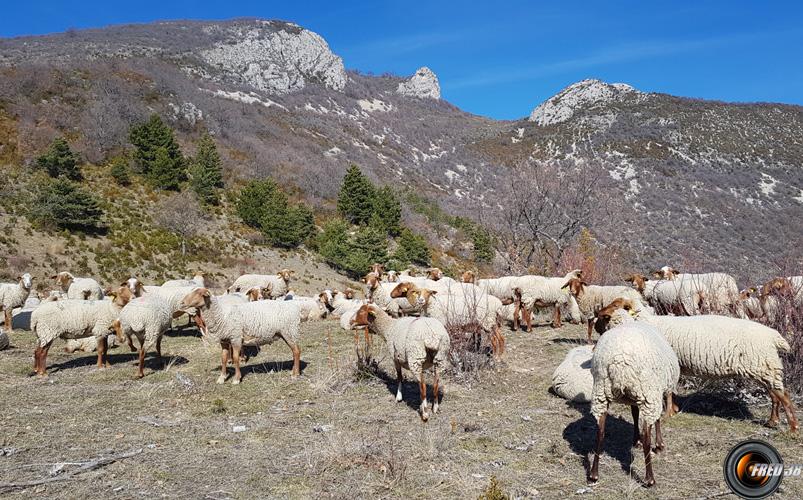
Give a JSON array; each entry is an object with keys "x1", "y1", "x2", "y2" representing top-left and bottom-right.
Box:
[
  {"x1": 551, "y1": 345, "x2": 593, "y2": 404},
  {"x1": 589, "y1": 308, "x2": 680, "y2": 487},
  {"x1": 112, "y1": 295, "x2": 173, "y2": 378},
  {"x1": 0, "y1": 273, "x2": 34, "y2": 331},
  {"x1": 30, "y1": 286, "x2": 134, "y2": 376},
  {"x1": 179, "y1": 288, "x2": 303, "y2": 383},
  {"x1": 561, "y1": 278, "x2": 649, "y2": 342},
  {"x1": 52, "y1": 271, "x2": 104, "y2": 300},
  {"x1": 595, "y1": 298, "x2": 799, "y2": 432},
  {"x1": 350, "y1": 303, "x2": 450, "y2": 421},
  {"x1": 228, "y1": 269, "x2": 292, "y2": 299},
  {"x1": 162, "y1": 273, "x2": 206, "y2": 288}
]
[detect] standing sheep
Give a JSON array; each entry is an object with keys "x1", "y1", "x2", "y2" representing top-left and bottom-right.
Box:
[
  {"x1": 52, "y1": 271, "x2": 104, "y2": 300},
  {"x1": 112, "y1": 295, "x2": 173, "y2": 378},
  {"x1": 561, "y1": 278, "x2": 648, "y2": 342},
  {"x1": 362, "y1": 272, "x2": 400, "y2": 317},
  {"x1": 350, "y1": 304, "x2": 450, "y2": 421},
  {"x1": 589, "y1": 309, "x2": 680, "y2": 487},
  {"x1": 229, "y1": 269, "x2": 292, "y2": 299},
  {"x1": 30, "y1": 286, "x2": 133, "y2": 376},
  {"x1": 162, "y1": 273, "x2": 206, "y2": 288},
  {"x1": 0, "y1": 273, "x2": 34, "y2": 331},
  {"x1": 595, "y1": 299, "x2": 799, "y2": 431},
  {"x1": 179, "y1": 288, "x2": 303, "y2": 383}
]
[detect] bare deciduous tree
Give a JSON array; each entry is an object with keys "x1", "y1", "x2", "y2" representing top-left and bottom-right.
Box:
[
  {"x1": 492, "y1": 160, "x2": 611, "y2": 274},
  {"x1": 153, "y1": 192, "x2": 206, "y2": 255}
]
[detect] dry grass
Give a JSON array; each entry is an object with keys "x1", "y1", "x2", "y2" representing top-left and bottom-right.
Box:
[{"x1": 0, "y1": 320, "x2": 801, "y2": 499}]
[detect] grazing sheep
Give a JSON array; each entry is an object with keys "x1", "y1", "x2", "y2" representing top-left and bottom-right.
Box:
[
  {"x1": 179, "y1": 288, "x2": 303, "y2": 383},
  {"x1": 589, "y1": 309, "x2": 680, "y2": 487},
  {"x1": 653, "y1": 267, "x2": 744, "y2": 316},
  {"x1": 63, "y1": 334, "x2": 122, "y2": 354},
  {"x1": 52, "y1": 271, "x2": 104, "y2": 300},
  {"x1": 561, "y1": 278, "x2": 649, "y2": 342},
  {"x1": 30, "y1": 286, "x2": 134, "y2": 375},
  {"x1": 516, "y1": 271, "x2": 583, "y2": 330},
  {"x1": 370, "y1": 263, "x2": 385, "y2": 276},
  {"x1": 162, "y1": 273, "x2": 206, "y2": 288},
  {"x1": 0, "y1": 273, "x2": 34, "y2": 331},
  {"x1": 112, "y1": 295, "x2": 173, "y2": 378},
  {"x1": 285, "y1": 295, "x2": 328, "y2": 322},
  {"x1": 229, "y1": 269, "x2": 292, "y2": 299},
  {"x1": 425, "y1": 267, "x2": 444, "y2": 280},
  {"x1": 625, "y1": 273, "x2": 692, "y2": 315},
  {"x1": 595, "y1": 299, "x2": 799, "y2": 432},
  {"x1": 739, "y1": 288, "x2": 764, "y2": 320},
  {"x1": 551, "y1": 345, "x2": 593, "y2": 403},
  {"x1": 320, "y1": 289, "x2": 365, "y2": 318},
  {"x1": 350, "y1": 303, "x2": 450, "y2": 421}
]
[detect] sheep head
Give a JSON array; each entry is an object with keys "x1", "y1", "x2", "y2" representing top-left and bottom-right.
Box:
[
  {"x1": 350, "y1": 304, "x2": 379, "y2": 328},
  {"x1": 112, "y1": 319, "x2": 125, "y2": 344},
  {"x1": 593, "y1": 298, "x2": 637, "y2": 334},
  {"x1": 370, "y1": 263, "x2": 385, "y2": 276},
  {"x1": 624, "y1": 273, "x2": 647, "y2": 292},
  {"x1": 386, "y1": 270, "x2": 398, "y2": 282},
  {"x1": 362, "y1": 272, "x2": 380, "y2": 289},
  {"x1": 245, "y1": 287, "x2": 263, "y2": 302},
  {"x1": 106, "y1": 286, "x2": 134, "y2": 308},
  {"x1": 761, "y1": 277, "x2": 794, "y2": 298},
  {"x1": 408, "y1": 287, "x2": 437, "y2": 308},
  {"x1": 426, "y1": 268, "x2": 443, "y2": 280},
  {"x1": 390, "y1": 282, "x2": 415, "y2": 299},
  {"x1": 51, "y1": 271, "x2": 74, "y2": 291},
  {"x1": 461, "y1": 270, "x2": 476, "y2": 283},
  {"x1": 19, "y1": 273, "x2": 34, "y2": 290},
  {"x1": 277, "y1": 269, "x2": 293, "y2": 283},
  {"x1": 343, "y1": 288, "x2": 356, "y2": 300},
  {"x1": 561, "y1": 278, "x2": 588, "y2": 298},
  {"x1": 121, "y1": 277, "x2": 145, "y2": 297}
]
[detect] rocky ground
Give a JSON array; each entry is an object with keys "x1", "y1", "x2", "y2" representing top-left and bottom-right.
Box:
[{"x1": 0, "y1": 318, "x2": 801, "y2": 499}]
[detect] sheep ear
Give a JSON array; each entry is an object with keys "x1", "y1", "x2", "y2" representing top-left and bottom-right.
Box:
[
  {"x1": 50, "y1": 275, "x2": 58, "y2": 279},
  {"x1": 581, "y1": 281, "x2": 589, "y2": 286},
  {"x1": 430, "y1": 290, "x2": 438, "y2": 295},
  {"x1": 560, "y1": 280, "x2": 571, "y2": 290},
  {"x1": 202, "y1": 289, "x2": 211, "y2": 298}
]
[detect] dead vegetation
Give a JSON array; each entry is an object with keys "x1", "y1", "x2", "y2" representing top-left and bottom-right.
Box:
[{"x1": 0, "y1": 320, "x2": 800, "y2": 498}]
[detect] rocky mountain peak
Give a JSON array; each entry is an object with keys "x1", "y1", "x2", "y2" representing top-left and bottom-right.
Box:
[
  {"x1": 396, "y1": 66, "x2": 441, "y2": 100},
  {"x1": 199, "y1": 21, "x2": 347, "y2": 94},
  {"x1": 528, "y1": 78, "x2": 644, "y2": 126}
]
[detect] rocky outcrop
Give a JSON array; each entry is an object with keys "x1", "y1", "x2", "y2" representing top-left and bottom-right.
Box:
[
  {"x1": 397, "y1": 67, "x2": 440, "y2": 100},
  {"x1": 200, "y1": 22, "x2": 347, "y2": 94},
  {"x1": 529, "y1": 79, "x2": 645, "y2": 126}
]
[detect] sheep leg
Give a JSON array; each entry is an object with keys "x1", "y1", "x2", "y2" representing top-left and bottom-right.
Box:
[
  {"x1": 512, "y1": 300, "x2": 520, "y2": 331},
  {"x1": 37, "y1": 342, "x2": 53, "y2": 376},
  {"x1": 586, "y1": 319, "x2": 594, "y2": 344},
  {"x1": 137, "y1": 343, "x2": 146, "y2": 379},
  {"x1": 96, "y1": 336, "x2": 108, "y2": 369},
  {"x1": 654, "y1": 419, "x2": 664, "y2": 452},
  {"x1": 286, "y1": 340, "x2": 301, "y2": 377},
  {"x1": 395, "y1": 362, "x2": 403, "y2": 402},
  {"x1": 524, "y1": 306, "x2": 532, "y2": 332},
  {"x1": 364, "y1": 327, "x2": 372, "y2": 354},
  {"x1": 217, "y1": 343, "x2": 229, "y2": 384},
  {"x1": 4, "y1": 310, "x2": 11, "y2": 331},
  {"x1": 432, "y1": 365, "x2": 440, "y2": 414},
  {"x1": 419, "y1": 372, "x2": 429, "y2": 422},
  {"x1": 774, "y1": 389, "x2": 799, "y2": 432},
  {"x1": 495, "y1": 325, "x2": 505, "y2": 355},
  {"x1": 588, "y1": 412, "x2": 607, "y2": 483},
  {"x1": 230, "y1": 344, "x2": 242, "y2": 385},
  {"x1": 33, "y1": 345, "x2": 41, "y2": 374},
  {"x1": 767, "y1": 390, "x2": 780, "y2": 428},
  {"x1": 642, "y1": 423, "x2": 655, "y2": 487},
  {"x1": 631, "y1": 405, "x2": 641, "y2": 447},
  {"x1": 127, "y1": 336, "x2": 136, "y2": 352},
  {"x1": 552, "y1": 305, "x2": 562, "y2": 328},
  {"x1": 663, "y1": 392, "x2": 679, "y2": 418}
]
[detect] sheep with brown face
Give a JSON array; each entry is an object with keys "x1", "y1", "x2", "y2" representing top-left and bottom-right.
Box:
[
  {"x1": 229, "y1": 270, "x2": 292, "y2": 299},
  {"x1": 460, "y1": 270, "x2": 476, "y2": 284},
  {"x1": 561, "y1": 277, "x2": 647, "y2": 343},
  {"x1": 425, "y1": 268, "x2": 444, "y2": 281},
  {"x1": 350, "y1": 303, "x2": 449, "y2": 421},
  {"x1": 362, "y1": 272, "x2": 401, "y2": 317},
  {"x1": 30, "y1": 286, "x2": 134, "y2": 376},
  {"x1": 0, "y1": 273, "x2": 34, "y2": 332},
  {"x1": 52, "y1": 271, "x2": 104, "y2": 300}
]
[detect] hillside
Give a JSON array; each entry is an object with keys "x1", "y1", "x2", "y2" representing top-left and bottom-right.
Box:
[{"x1": 1, "y1": 19, "x2": 802, "y2": 285}]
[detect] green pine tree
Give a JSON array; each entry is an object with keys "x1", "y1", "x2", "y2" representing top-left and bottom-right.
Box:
[
  {"x1": 471, "y1": 227, "x2": 494, "y2": 263},
  {"x1": 109, "y1": 156, "x2": 131, "y2": 186},
  {"x1": 371, "y1": 185, "x2": 402, "y2": 236},
  {"x1": 345, "y1": 225, "x2": 388, "y2": 276},
  {"x1": 237, "y1": 179, "x2": 283, "y2": 228},
  {"x1": 316, "y1": 218, "x2": 351, "y2": 267},
  {"x1": 189, "y1": 133, "x2": 224, "y2": 205},
  {"x1": 31, "y1": 179, "x2": 104, "y2": 232},
  {"x1": 129, "y1": 114, "x2": 185, "y2": 188},
  {"x1": 393, "y1": 227, "x2": 431, "y2": 267},
  {"x1": 35, "y1": 137, "x2": 81, "y2": 180},
  {"x1": 337, "y1": 165, "x2": 375, "y2": 225}
]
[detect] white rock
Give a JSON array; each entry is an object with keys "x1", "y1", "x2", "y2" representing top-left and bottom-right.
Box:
[
  {"x1": 529, "y1": 79, "x2": 645, "y2": 126},
  {"x1": 397, "y1": 67, "x2": 441, "y2": 100},
  {"x1": 200, "y1": 24, "x2": 346, "y2": 94}
]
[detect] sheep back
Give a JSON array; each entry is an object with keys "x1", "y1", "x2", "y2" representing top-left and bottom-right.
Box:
[{"x1": 552, "y1": 345, "x2": 594, "y2": 403}]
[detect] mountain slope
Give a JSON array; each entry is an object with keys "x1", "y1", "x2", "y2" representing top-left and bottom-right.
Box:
[{"x1": 1, "y1": 20, "x2": 801, "y2": 281}]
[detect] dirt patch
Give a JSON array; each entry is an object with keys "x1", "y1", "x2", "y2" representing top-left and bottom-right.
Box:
[{"x1": 0, "y1": 321, "x2": 801, "y2": 498}]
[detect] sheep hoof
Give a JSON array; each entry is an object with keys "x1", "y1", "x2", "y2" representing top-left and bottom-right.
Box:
[
  {"x1": 766, "y1": 420, "x2": 779, "y2": 429},
  {"x1": 653, "y1": 445, "x2": 664, "y2": 453},
  {"x1": 420, "y1": 410, "x2": 429, "y2": 422},
  {"x1": 231, "y1": 377, "x2": 241, "y2": 385},
  {"x1": 433, "y1": 403, "x2": 439, "y2": 414},
  {"x1": 587, "y1": 474, "x2": 598, "y2": 484},
  {"x1": 396, "y1": 393, "x2": 403, "y2": 403},
  {"x1": 643, "y1": 478, "x2": 655, "y2": 488},
  {"x1": 216, "y1": 375, "x2": 226, "y2": 384}
]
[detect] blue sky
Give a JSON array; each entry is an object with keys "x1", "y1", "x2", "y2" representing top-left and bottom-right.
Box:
[{"x1": 2, "y1": 1, "x2": 802, "y2": 119}]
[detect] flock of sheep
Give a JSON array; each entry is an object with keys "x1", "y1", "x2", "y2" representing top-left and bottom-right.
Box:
[{"x1": 0, "y1": 263, "x2": 801, "y2": 486}]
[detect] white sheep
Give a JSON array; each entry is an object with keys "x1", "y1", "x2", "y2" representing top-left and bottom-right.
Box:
[
  {"x1": 52, "y1": 271, "x2": 104, "y2": 300},
  {"x1": 112, "y1": 295, "x2": 173, "y2": 378},
  {"x1": 162, "y1": 273, "x2": 206, "y2": 288},
  {"x1": 63, "y1": 334, "x2": 122, "y2": 354},
  {"x1": 739, "y1": 288, "x2": 764, "y2": 320},
  {"x1": 385, "y1": 270, "x2": 399, "y2": 282},
  {"x1": 0, "y1": 273, "x2": 34, "y2": 331},
  {"x1": 362, "y1": 272, "x2": 400, "y2": 317},
  {"x1": 596, "y1": 299, "x2": 799, "y2": 432},
  {"x1": 625, "y1": 273, "x2": 693, "y2": 315},
  {"x1": 654, "y1": 267, "x2": 744, "y2": 316},
  {"x1": 179, "y1": 288, "x2": 302, "y2": 383},
  {"x1": 228, "y1": 269, "x2": 293, "y2": 299},
  {"x1": 350, "y1": 303, "x2": 450, "y2": 421},
  {"x1": 589, "y1": 309, "x2": 680, "y2": 487},
  {"x1": 516, "y1": 271, "x2": 583, "y2": 330},
  {"x1": 320, "y1": 289, "x2": 365, "y2": 318},
  {"x1": 561, "y1": 277, "x2": 650, "y2": 342},
  {"x1": 551, "y1": 345, "x2": 594, "y2": 404},
  {"x1": 284, "y1": 295, "x2": 328, "y2": 322},
  {"x1": 30, "y1": 286, "x2": 133, "y2": 375}
]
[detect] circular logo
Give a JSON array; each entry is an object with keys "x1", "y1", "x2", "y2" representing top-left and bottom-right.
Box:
[{"x1": 724, "y1": 440, "x2": 783, "y2": 499}]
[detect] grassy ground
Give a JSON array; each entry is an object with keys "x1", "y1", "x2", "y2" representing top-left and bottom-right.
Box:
[{"x1": 0, "y1": 320, "x2": 801, "y2": 499}]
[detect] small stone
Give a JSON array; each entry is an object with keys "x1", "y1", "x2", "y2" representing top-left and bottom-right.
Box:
[{"x1": 232, "y1": 425, "x2": 246, "y2": 433}]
